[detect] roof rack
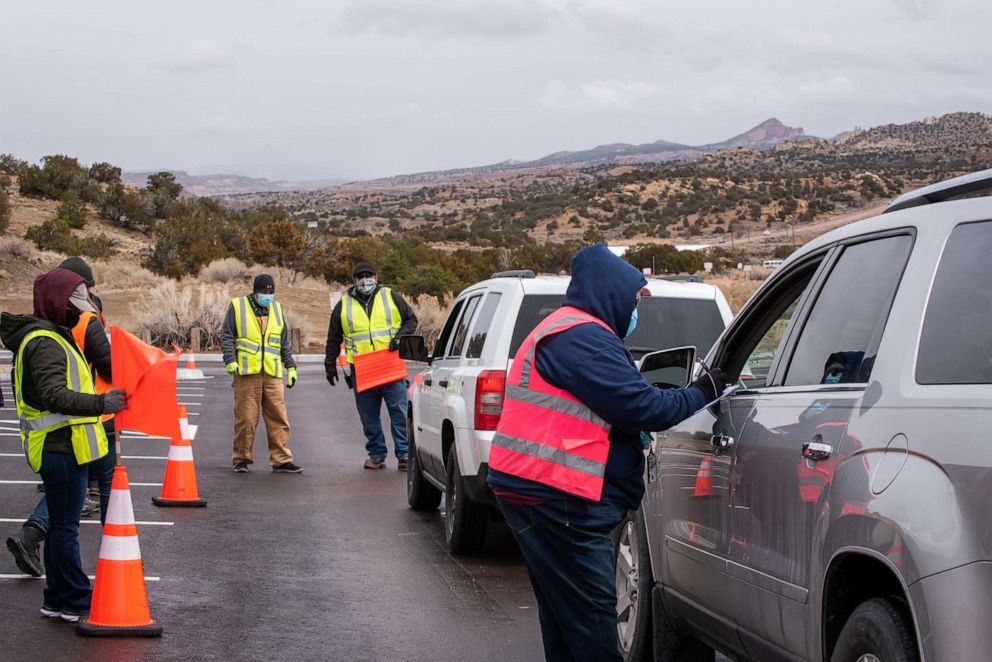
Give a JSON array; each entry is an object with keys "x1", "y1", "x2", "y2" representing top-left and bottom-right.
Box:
[
  {"x1": 884, "y1": 168, "x2": 992, "y2": 214},
  {"x1": 490, "y1": 269, "x2": 536, "y2": 279}
]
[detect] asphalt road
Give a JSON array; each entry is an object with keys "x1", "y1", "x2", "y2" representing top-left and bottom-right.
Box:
[{"x1": 0, "y1": 363, "x2": 543, "y2": 662}]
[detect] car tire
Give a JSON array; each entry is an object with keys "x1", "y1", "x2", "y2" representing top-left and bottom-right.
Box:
[
  {"x1": 407, "y1": 417, "x2": 441, "y2": 511},
  {"x1": 444, "y1": 445, "x2": 488, "y2": 554},
  {"x1": 830, "y1": 597, "x2": 919, "y2": 662},
  {"x1": 614, "y1": 508, "x2": 653, "y2": 662}
]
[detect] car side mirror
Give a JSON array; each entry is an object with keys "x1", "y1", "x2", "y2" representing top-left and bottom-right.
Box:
[
  {"x1": 640, "y1": 346, "x2": 696, "y2": 389},
  {"x1": 397, "y1": 335, "x2": 430, "y2": 363}
]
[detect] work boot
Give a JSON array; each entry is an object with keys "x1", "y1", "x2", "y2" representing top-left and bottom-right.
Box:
[
  {"x1": 233, "y1": 462, "x2": 249, "y2": 473},
  {"x1": 397, "y1": 455, "x2": 409, "y2": 472},
  {"x1": 6, "y1": 523, "x2": 45, "y2": 577},
  {"x1": 272, "y1": 462, "x2": 303, "y2": 474}
]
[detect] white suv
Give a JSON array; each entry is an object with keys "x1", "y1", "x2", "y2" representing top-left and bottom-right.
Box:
[{"x1": 404, "y1": 269, "x2": 734, "y2": 553}]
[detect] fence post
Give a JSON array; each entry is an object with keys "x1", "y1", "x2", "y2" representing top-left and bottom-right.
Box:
[
  {"x1": 290, "y1": 327, "x2": 302, "y2": 355},
  {"x1": 139, "y1": 329, "x2": 151, "y2": 345},
  {"x1": 190, "y1": 327, "x2": 202, "y2": 353}
]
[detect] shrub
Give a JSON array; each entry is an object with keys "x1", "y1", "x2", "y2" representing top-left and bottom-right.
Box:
[
  {"x1": 130, "y1": 281, "x2": 231, "y2": 349},
  {"x1": 24, "y1": 218, "x2": 116, "y2": 258},
  {"x1": 18, "y1": 155, "x2": 89, "y2": 201},
  {"x1": 0, "y1": 187, "x2": 10, "y2": 233},
  {"x1": 0, "y1": 235, "x2": 35, "y2": 260},
  {"x1": 91, "y1": 258, "x2": 163, "y2": 290},
  {"x1": 200, "y1": 257, "x2": 249, "y2": 283},
  {"x1": 55, "y1": 191, "x2": 88, "y2": 229},
  {"x1": 0, "y1": 153, "x2": 26, "y2": 175}
]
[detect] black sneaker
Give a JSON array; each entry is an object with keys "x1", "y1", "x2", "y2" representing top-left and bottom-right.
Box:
[
  {"x1": 272, "y1": 462, "x2": 303, "y2": 474},
  {"x1": 59, "y1": 609, "x2": 88, "y2": 623},
  {"x1": 36, "y1": 483, "x2": 45, "y2": 493},
  {"x1": 233, "y1": 462, "x2": 249, "y2": 473},
  {"x1": 397, "y1": 456, "x2": 409, "y2": 472},
  {"x1": 363, "y1": 456, "x2": 386, "y2": 470},
  {"x1": 40, "y1": 605, "x2": 63, "y2": 619},
  {"x1": 80, "y1": 495, "x2": 99, "y2": 519}
]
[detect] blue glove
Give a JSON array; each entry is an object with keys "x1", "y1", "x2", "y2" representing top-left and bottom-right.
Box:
[{"x1": 639, "y1": 431, "x2": 653, "y2": 449}]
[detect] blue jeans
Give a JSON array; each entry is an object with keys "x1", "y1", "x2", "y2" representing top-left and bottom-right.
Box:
[
  {"x1": 39, "y1": 450, "x2": 92, "y2": 612},
  {"x1": 496, "y1": 497, "x2": 627, "y2": 662},
  {"x1": 354, "y1": 378, "x2": 409, "y2": 459},
  {"x1": 27, "y1": 448, "x2": 115, "y2": 531}
]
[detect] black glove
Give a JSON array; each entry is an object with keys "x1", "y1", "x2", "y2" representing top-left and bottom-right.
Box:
[
  {"x1": 389, "y1": 336, "x2": 401, "y2": 352},
  {"x1": 326, "y1": 368, "x2": 338, "y2": 387},
  {"x1": 691, "y1": 368, "x2": 728, "y2": 403},
  {"x1": 344, "y1": 368, "x2": 354, "y2": 390},
  {"x1": 102, "y1": 389, "x2": 128, "y2": 414}
]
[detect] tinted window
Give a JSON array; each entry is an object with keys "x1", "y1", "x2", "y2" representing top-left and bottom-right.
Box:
[
  {"x1": 785, "y1": 236, "x2": 912, "y2": 386},
  {"x1": 433, "y1": 298, "x2": 464, "y2": 360},
  {"x1": 918, "y1": 221, "x2": 992, "y2": 384},
  {"x1": 447, "y1": 295, "x2": 481, "y2": 358},
  {"x1": 626, "y1": 298, "x2": 725, "y2": 359},
  {"x1": 510, "y1": 295, "x2": 564, "y2": 356},
  {"x1": 466, "y1": 292, "x2": 502, "y2": 359}
]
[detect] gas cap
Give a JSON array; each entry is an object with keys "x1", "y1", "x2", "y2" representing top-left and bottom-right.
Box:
[{"x1": 870, "y1": 433, "x2": 909, "y2": 495}]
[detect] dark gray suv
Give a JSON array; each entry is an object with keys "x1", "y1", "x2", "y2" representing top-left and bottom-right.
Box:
[{"x1": 617, "y1": 170, "x2": 992, "y2": 661}]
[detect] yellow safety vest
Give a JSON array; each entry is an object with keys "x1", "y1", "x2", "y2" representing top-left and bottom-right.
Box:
[
  {"x1": 231, "y1": 296, "x2": 286, "y2": 378},
  {"x1": 340, "y1": 287, "x2": 401, "y2": 363},
  {"x1": 13, "y1": 329, "x2": 109, "y2": 473}
]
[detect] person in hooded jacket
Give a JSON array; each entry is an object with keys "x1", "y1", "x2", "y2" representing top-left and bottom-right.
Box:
[
  {"x1": 0, "y1": 268, "x2": 128, "y2": 622},
  {"x1": 5, "y1": 257, "x2": 116, "y2": 577},
  {"x1": 487, "y1": 243, "x2": 727, "y2": 662}
]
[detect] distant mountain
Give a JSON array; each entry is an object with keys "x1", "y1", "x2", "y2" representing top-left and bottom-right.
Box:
[
  {"x1": 121, "y1": 170, "x2": 348, "y2": 196},
  {"x1": 343, "y1": 118, "x2": 810, "y2": 190}
]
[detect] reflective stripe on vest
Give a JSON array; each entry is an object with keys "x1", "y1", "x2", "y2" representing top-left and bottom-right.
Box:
[
  {"x1": 340, "y1": 287, "x2": 401, "y2": 363},
  {"x1": 13, "y1": 329, "x2": 109, "y2": 473},
  {"x1": 231, "y1": 297, "x2": 286, "y2": 378},
  {"x1": 489, "y1": 306, "x2": 614, "y2": 501}
]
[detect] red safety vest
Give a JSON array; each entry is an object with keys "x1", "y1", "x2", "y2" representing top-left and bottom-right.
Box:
[{"x1": 489, "y1": 306, "x2": 614, "y2": 501}]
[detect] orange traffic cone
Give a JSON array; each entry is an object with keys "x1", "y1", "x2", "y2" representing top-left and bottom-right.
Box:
[
  {"x1": 185, "y1": 350, "x2": 197, "y2": 371},
  {"x1": 152, "y1": 405, "x2": 206, "y2": 507},
  {"x1": 78, "y1": 466, "x2": 162, "y2": 637},
  {"x1": 693, "y1": 457, "x2": 713, "y2": 497}
]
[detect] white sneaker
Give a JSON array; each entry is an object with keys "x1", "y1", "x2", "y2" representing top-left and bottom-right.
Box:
[{"x1": 40, "y1": 605, "x2": 63, "y2": 619}]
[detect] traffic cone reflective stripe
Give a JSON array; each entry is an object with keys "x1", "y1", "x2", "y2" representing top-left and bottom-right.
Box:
[
  {"x1": 78, "y1": 466, "x2": 162, "y2": 637},
  {"x1": 693, "y1": 457, "x2": 713, "y2": 497},
  {"x1": 152, "y1": 406, "x2": 207, "y2": 507}
]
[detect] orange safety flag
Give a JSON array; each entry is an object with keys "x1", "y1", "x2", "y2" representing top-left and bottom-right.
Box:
[
  {"x1": 353, "y1": 348, "x2": 408, "y2": 393},
  {"x1": 110, "y1": 326, "x2": 181, "y2": 441}
]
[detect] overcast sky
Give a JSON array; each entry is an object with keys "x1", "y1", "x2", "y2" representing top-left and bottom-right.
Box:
[{"x1": 1, "y1": 0, "x2": 989, "y2": 181}]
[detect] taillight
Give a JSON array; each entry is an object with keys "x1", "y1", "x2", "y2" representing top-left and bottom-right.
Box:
[{"x1": 474, "y1": 370, "x2": 506, "y2": 431}]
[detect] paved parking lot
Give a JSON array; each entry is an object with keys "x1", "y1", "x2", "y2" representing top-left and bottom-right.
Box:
[{"x1": 0, "y1": 363, "x2": 542, "y2": 662}]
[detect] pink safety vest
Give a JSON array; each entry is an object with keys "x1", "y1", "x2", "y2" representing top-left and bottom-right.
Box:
[{"x1": 489, "y1": 306, "x2": 614, "y2": 501}]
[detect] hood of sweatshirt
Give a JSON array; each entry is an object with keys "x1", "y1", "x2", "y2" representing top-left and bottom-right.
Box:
[
  {"x1": 562, "y1": 243, "x2": 647, "y2": 336},
  {"x1": 33, "y1": 268, "x2": 84, "y2": 327}
]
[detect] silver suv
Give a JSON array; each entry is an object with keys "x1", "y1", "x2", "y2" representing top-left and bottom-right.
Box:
[
  {"x1": 617, "y1": 170, "x2": 992, "y2": 661},
  {"x1": 403, "y1": 270, "x2": 732, "y2": 553}
]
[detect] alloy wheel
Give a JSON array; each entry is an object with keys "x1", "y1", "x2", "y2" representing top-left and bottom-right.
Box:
[{"x1": 615, "y1": 518, "x2": 639, "y2": 653}]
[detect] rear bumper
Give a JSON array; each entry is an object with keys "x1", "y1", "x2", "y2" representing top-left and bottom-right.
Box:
[{"x1": 909, "y1": 560, "x2": 992, "y2": 661}]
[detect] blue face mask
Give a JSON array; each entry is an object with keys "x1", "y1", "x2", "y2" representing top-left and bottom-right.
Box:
[
  {"x1": 256, "y1": 294, "x2": 274, "y2": 307},
  {"x1": 823, "y1": 372, "x2": 842, "y2": 384},
  {"x1": 625, "y1": 308, "x2": 638, "y2": 338}
]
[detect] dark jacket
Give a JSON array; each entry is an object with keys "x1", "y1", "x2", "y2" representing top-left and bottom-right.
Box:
[
  {"x1": 0, "y1": 313, "x2": 107, "y2": 454},
  {"x1": 323, "y1": 285, "x2": 419, "y2": 372},
  {"x1": 488, "y1": 243, "x2": 707, "y2": 509},
  {"x1": 220, "y1": 294, "x2": 297, "y2": 371}
]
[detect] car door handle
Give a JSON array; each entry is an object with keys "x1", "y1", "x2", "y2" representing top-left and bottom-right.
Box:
[
  {"x1": 802, "y1": 442, "x2": 833, "y2": 462},
  {"x1": 711, "y1": 434, "x2": 734, "y2": 450},
  {"x1": 423, "y1": 377, "x2": 433, "y2": 387},
  {"x1": 438, "y1": 379, "x2": 449, "y2": 388}
]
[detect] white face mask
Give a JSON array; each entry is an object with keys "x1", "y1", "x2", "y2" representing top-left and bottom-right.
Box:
[{"x1": 356, "y1": 277, "x2": 376, "y2": 295}]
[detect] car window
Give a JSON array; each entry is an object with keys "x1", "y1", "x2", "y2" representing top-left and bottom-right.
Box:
[
  {"x1": 917, "y1": 221, "x2": 992, "y2": 384},
  {"x1": 720, "y1": 257, "x2": 824, "y2": 388},
  {"x1": 447, "y1": 294, "x2": 482, "y2": 358},
  {"x1": 510, "y1": 294, "x2": 564, "y2": 356},
  {"x1": 466, "y1": 292, "x2": 502, "y2": 359},
  {"x1": 626, "y1": 298, "x2": 725, "y2": 359},
  {"x1": 785, "y1": 235, "x2": 913, "y2": 386},
  {"x1": 433, "y1": 298, "x2": 465, "y2": 360}
]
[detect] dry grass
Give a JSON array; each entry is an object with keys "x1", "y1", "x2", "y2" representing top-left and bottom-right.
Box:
[
  {"x1": 706, "y1": 272, "x2": 765, "y2": 312},
  {"x1": 91, "y1": 257, "x2": 165, "y2": 291},
  {"x1": 200, "y1": 257, "x2": 249, "y2": 284},
  {"x1": 130, "y1": 281, "x2": 232, "y2": 349},
  {"x1": 409, "y1": 294, "x2": 447, "y2": 346}
]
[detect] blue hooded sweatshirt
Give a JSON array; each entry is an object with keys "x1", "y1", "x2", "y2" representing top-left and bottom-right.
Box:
[{"x1": 488, "y1": 243, "x2": 707, "y2": 509}]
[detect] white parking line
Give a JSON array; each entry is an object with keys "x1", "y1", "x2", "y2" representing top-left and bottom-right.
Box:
[
  {"x1": 0, "y1": 574, "x2": 160, "y2": 581},
  {"x1": 0, "y1": 518, "x2": 173, "y2": 526}
]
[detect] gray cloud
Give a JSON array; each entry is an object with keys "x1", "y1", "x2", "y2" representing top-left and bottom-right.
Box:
[{"x1": 337, "y1": 0, "x2": 554, "y2": 39}]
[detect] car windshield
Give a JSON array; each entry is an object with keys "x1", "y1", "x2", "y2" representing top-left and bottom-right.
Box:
[{"x1": 508, "y1": 294, "x2": 725, "y2": 359}]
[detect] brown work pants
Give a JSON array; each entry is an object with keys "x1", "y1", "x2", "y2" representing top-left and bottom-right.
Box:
[{"x1": 231, "y1": 373, "x2": 293, "y2": 467}]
